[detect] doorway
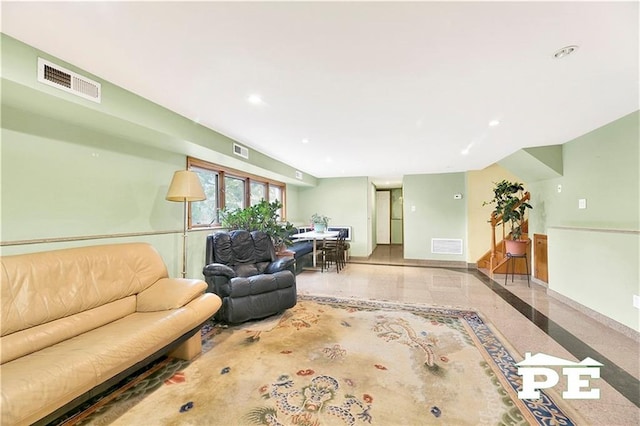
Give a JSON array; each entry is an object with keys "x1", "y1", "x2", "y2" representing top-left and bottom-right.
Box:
[
  {"x1": 376, "y1": 190, "x2": 391, "y2": 244},
  {"x1": 375, "y1": 188, "x2": 403, "y2": 249}
]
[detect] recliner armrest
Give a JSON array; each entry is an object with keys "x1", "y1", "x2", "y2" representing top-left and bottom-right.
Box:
[
  {"x1": 265, "y1": 256, "x2": 295, "y2": 274},
  {"x1": 137, "y1": 278, "x2": 207, "y2": 312},
  {"x1": 203, "y1": 263, "x2": 236, "y2": 279}
]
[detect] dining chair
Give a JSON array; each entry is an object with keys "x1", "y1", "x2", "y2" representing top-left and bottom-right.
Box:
[{"x1": 321, "y1": 230, "x2": 347, "y2": 273}]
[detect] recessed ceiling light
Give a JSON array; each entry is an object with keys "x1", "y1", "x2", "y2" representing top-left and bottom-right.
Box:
[
  {"x1": 247, "y1": 94, "x2": 263, "y2": 104},
  {"x1": 488, "y1": 120, "x2": 500, "y2": 127},
  {"x1": 302, "y1": 138, "x2": 309, "y2": 144},
  {"x1": 553, "y1": 45, "x2": 579, "y2": 59}
]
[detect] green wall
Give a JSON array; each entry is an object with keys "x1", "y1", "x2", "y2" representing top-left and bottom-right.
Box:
[
  {"x1": 529, "y1": 111, "x2": 639, "y2": 332},
  {"x1": 403, "y1": 173, "x2": 467, "y2": 262},
  {"x1": 1, "y1": 109, "x2": 182, "y2": 240},
  {"x1": 0, "y1": 123, "x2": 181, "y2": 268},
  {"x1": 548, "y1": 228, "x2": 638, "y2": 331},
  {"x1": 528, "y1": 111, "x2": 639, "y2": 232},
  {"x1": 296, "y1": 177, "x2": 369, "y2": 257},
  {"x1": 0, "y1": 34, "x2": 316, "y2": 278}
]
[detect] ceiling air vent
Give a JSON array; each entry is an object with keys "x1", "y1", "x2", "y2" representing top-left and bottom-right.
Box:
[
  {"x1": 233, "y1": 143, "x2": 249, "y2": 159},
  {"x1": 37, "y1": 58, "x2": 101, "y2": 103}
]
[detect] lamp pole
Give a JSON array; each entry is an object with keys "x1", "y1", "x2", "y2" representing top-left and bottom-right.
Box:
[
  {"x1": 166, "y1": 170, "x2": 206, "y2": 278},
  {"x1": 180, "y1": 200, "x2": 189, "y2": 278}
]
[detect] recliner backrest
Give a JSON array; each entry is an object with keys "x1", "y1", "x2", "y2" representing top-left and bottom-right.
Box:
[{"x1": 206, "y1": 230, "x2": 276, "y2": 277}]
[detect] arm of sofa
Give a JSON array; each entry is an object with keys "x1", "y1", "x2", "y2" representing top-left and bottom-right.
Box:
[
  {"x1": 203, "y1": 263, "x2": 236, "y2": 279},
  {"x1": 136, "y1": 278, "x2": 208, "y2": 312},
  {"x1": 202, "y1": 263, "x2": 237, "y2": 298},
  {"x1": 265, "y1": 256, "x2": 296, "y2": 274}
]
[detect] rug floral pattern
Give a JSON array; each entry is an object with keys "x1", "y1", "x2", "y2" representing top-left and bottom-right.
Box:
[{"x1": 58, "y1": 296, "x2": 579, "y2": 425}]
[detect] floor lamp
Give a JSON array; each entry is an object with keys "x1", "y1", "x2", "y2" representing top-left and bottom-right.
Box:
[{"x1": 166, "y1": 170, "x2": 206, "y2": 278}]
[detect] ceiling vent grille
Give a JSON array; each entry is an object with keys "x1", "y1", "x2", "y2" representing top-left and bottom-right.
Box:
[
  {"x1": 37, "y1": 58, "x2": 101, "y2": 103},
  {"x1": 233, "y1": 143, "x2": 249, "y2": 159},
  {"x1": 431, "y1": 238, "x2": 463, "y2": 255}
]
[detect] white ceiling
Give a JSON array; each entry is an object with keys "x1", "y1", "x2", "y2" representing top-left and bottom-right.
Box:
[{"x1": 2, "y1": 1, "x2": 638, "y2": 186}]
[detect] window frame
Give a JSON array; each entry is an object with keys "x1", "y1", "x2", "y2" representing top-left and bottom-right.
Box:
[{"x1": 187, "y1": 157, "x2": 287, "y2": 229}]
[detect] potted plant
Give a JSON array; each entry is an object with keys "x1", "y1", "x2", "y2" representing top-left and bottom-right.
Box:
[
  {"x1": 220, "y1": 200, "x2": 295, "y2": 252},
  {"x1": 311, "y1": 213, "x2": 330, "y2": 233},
  {"x1": 483, "y1": 180, "x2": 533, "y2": 254}
]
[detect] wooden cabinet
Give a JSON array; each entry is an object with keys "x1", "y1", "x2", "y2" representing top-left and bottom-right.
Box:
[{"x1": 534, "y1": 234, "x2": 548, "y2": 283}]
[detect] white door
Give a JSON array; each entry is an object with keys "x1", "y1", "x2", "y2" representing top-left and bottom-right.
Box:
[{"x1": 376, "y1": 191, "x2": 391, "y2": 244}]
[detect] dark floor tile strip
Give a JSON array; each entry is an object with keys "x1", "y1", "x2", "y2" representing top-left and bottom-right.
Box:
[{"x1": 471, "y1": 270, "x2": 640, "y2": 408}]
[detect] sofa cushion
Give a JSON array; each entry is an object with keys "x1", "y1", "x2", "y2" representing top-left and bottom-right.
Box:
[
  {"x1": 222, "y1": 283, "x2": 296, "y2": 324},
  {"x1": 207, "y1": 230, "x2": 276, "y2": 267},
  {"x1": 1, "y1": 243, "x2": 168, "y2": 336},
  {"x1": 0, "y1": 297, "x2": 135, "y2": 364},
  {"x1": 250, "y1": 231, "x2": 274, "y2": 262},
  {"x1": 234, "y1": 263, "x2": 260, "y2": 277},
  {"x1": 227, "y1": 270, "x2": 294, "y2": 298},
  {"x1": 0, "y1": 293, "x2": 221, "y2": 426},
  {"x1": 210, "y1": 232, "x2": 234, "y2": 264}
]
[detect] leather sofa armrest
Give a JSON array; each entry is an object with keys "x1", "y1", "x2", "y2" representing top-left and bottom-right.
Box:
[
  {"x1": 137, "y1": 278, "x2": 207, "y2": 312},
  {"x1": 265, "y1": 256, "x2": 296, "y2": 274},
  {"x1": 203, "y1": 263, "x2": 236, "y2": 279}
]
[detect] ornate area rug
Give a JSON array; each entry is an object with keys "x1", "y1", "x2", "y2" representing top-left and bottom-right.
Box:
[{"x1": 56, "y1": 296, "x2": 581, "y2": 425}]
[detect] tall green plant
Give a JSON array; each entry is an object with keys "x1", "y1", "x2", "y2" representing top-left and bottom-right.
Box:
[
  {"x1": 483, "y1": 180, "x2": 533, "y2": 240},
  {"x1": 220, "y1": 200, "x2": 295, "y2": 249}
]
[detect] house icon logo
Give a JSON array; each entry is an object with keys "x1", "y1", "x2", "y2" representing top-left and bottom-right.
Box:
[{"x1": 515, "y1": 352, "x2": 603, "y2": 400}]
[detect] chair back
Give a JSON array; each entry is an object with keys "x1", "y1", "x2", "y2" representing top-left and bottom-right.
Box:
[{"x1": 206, "y1": 230, "x2": 276, "y2": 277}]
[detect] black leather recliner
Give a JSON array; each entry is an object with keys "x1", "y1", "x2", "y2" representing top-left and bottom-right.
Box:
[{"x1": 203, "y1": 230, "x2": 297, "y2": 324}]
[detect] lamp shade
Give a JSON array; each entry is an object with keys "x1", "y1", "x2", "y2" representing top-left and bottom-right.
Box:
[{"x1": 166, "y1": 170, "x2": 206, "y2": 202}]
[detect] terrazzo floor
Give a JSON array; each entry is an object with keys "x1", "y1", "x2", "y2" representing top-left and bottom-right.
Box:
[{"x1": 296, "y1": 245, "x2": 640, "y2": 425}]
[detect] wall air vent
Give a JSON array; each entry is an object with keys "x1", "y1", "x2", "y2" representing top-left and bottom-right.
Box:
[
  {"x1": 233, "y1": 143, "x2": 249, "y2": 159},
  {"x1": 37, "y1": 58, "x2": 101, "y2": 103},
  {"x1": 431, "y1": 238, "x2": 463, "y2": 255},
  {"x1": 295, "y1": 170, "x2": 303, "y2": 180}
]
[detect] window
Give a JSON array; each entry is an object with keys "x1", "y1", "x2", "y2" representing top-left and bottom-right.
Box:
[
  {"x1": 269, "y1": 185, "x2": 283, "y2": 218},
  {"x1": 224, "y1": 175, "x2": 245, "y2": 210},
  {"x1": 190, "y1": 166, "x2": 219, "y2": 226},
  {"x1": 187, "y1": 157, "x2": 287, "y2": 228},
  {"x1": 250, "y1": 181, "x2": 267, "y2": 206}
]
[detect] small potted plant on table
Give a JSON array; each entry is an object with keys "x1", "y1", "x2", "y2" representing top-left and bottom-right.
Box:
[{"x1": 311, "y1": 213, "x2": 330, "y2": 233}]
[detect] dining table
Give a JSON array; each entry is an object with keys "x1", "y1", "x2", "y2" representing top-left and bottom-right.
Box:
[{"x1": 291, "y1": 230, "x2": 340, "y2": 268}]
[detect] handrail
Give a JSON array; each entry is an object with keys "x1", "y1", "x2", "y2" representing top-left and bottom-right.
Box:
[
  {"x1": 488, "y1": 191, "x2": 530, "y2": 275},
  {"x1": 490, "y1": 191, "x2": 530, "y2": 227}
]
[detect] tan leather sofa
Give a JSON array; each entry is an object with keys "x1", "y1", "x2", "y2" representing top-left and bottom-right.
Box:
[{"x1": 0, "y1": 242, "x2": 222, "y2": 426}]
